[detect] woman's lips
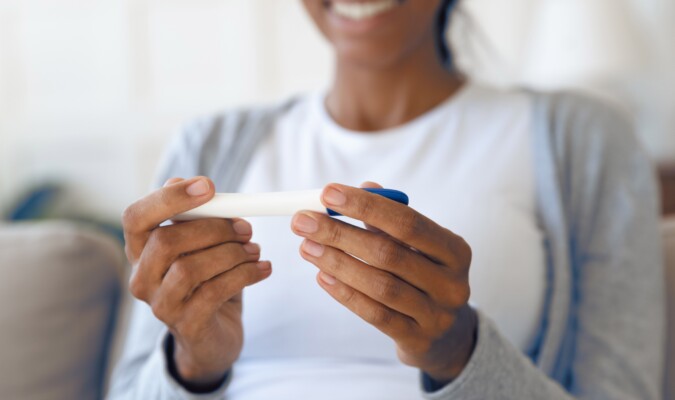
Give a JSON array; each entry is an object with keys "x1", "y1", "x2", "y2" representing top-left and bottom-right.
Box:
[{"x1": 327, "y1": 0, "x2": 404, "y2": 22}]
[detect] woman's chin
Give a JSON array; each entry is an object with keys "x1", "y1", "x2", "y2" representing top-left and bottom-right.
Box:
[
  {"x1": 333, "y1": 41, "x2": 408, "y2": 69},
  {"x1": 302, "y1": 0, "x2": 443, "y2": 69}
]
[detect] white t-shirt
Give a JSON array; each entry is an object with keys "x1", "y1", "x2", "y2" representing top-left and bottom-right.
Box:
[{"x1": 229, "y1": 84, "x2": 546, "y2": 399}]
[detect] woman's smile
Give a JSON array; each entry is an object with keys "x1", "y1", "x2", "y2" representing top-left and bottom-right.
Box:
[
  {"x1": 328, "y1": 0, "x2": 405, "y2": 21},
  {"x1": 321, "y1": 0, "x2": 407, "y2": 35}
]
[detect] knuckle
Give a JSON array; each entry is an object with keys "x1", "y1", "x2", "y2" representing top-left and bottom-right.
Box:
[
  {"x1": 441, "y1": 283, "x2": 470, "y2": 307},
  {"x1": 372, "y1": 276, "x2": 402, "y2": 302},
  {"x1": 243, "y1": 263, "x2": 266, "y2": 286},
  {"x1": 128, "y1": 274, "x2": 146, "y2": 300},
  {"x1": 149, "y1": 229, "x2": 175, "y2": 258},
  {"x1": 453, "y1": 284, "x2": 471, "y2": 306},
  {"x1": 376, "y1": 240, "x2": 404, "y2": 266},
  {"x1": 445, "y1": 231, "x2": 472, "y2": 268},
  {"x1": 199, "y1": 283, "x2": 222, "y2": 304},
  {"x1": 341, "y1": 287, "x2": 358, "y2": 307},
  {"x1": 121, "y1": 204, "x2": 140, "y2": 232},
  {"x1": 326, "y1": 222, "x2": 342, "y2": 245},
  {"x1": 123, "y1": 242, "x2": 136, "y2": 263},
  {"x1": 369, "y1": 306, "x2": 394, "y2": 326},
  {"x1": 354, "y1": 196, "x2": 375, "y2": 218},
  {"x1": 396, "y1": 212, "x2": 423, "y2": 242},
  {"x1": 170, "y1": 260, "x2": 191, "y2": 284},
  {"x1": 150, "y1": 297, "x2": 170, "y2": 321},
  {"x1": 323, "y1": 250, "x2": 344, "y2": 274},
  {"x1": 237, "y1": 265, "x2": 257, "y2": 287},
  {"x1": 226, "y1": 243, "x2": 249, "y2": 264},
  {"x1": 458, "y1": 237, "x2": 473, "y2": 267}
]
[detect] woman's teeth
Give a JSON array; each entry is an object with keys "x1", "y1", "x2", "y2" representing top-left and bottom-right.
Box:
[{"x1": 332, "y1": 0, "x2": 399, "y2": 21}]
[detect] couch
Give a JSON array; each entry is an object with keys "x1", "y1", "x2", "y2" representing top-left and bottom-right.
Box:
[
  {"x1": 0, "y1": 218, "x2": 673, "y2": 399},
  {"x1": 0, "y1": 222, "x2": 125, "y2": 400}
]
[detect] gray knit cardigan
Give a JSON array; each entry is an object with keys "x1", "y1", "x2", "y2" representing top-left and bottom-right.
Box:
[{"x1": 108, "y1": 91, "x2": 666, "y2": 400}]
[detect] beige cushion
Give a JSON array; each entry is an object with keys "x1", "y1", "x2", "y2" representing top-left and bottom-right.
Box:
[
  {"x1": 664, "y1": 217, "x2": 675, "y2": 400},
  {"x1": 0, "y1": 221, "x2": 125, "y2": 400}
]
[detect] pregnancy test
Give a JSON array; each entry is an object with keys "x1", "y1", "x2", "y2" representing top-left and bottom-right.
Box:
[{"x1": 173, "y1": 188, "x2": 409, "y2": 221}]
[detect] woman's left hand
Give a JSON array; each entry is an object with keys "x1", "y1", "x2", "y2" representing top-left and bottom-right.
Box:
[{"x1": 291, "y1": 183, "x2": 477, "y2": 384}]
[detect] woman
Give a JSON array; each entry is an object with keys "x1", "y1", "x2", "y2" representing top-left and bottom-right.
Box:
[{"x1": 109, "y1": 1, "x2": 665, "y2": 399}]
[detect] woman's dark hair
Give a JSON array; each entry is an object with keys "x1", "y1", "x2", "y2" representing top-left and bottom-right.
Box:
[{"x1": 435, "y1": 0, "x2": 460, "y2": 68}]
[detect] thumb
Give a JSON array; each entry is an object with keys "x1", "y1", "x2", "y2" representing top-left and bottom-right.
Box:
[{"x1": 123, "y1": 176, "x2": 215, "y2": 235}]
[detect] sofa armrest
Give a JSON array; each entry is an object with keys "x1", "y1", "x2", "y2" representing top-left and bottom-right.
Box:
[{"x1": 0, "y1": 221, "x2": 125, "y2": 400}]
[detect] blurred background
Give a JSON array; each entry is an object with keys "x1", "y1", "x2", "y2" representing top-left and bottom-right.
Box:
[
  {"x1": 0, "y1": 0, "x2": 674, "y2": 223},
  {"x1": 1, "y1": 2, "x2": 674, "y2": 399}
]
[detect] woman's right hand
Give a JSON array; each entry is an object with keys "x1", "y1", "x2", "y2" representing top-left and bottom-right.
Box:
[{"x1": 122, "y1": 176, "x2": 272, "y2": 389}]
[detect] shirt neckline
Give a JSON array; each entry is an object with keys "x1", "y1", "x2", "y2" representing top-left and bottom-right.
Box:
[{"x1": 312, "y1": 82, "x2": 476, "y2": 147}]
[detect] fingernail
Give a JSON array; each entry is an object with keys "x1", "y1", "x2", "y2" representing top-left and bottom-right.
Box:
[
  {"x1": 293, "y1": 213, "x2": 318, "y2": 234},
  {"x1": 302, "y1": 240, "x2": 324, "y2": 257},
  {"x1": 186, "y1": 179, "x2": 209, "y2": 196},
  {"x1": 233, "y1": 220, "x2": 252, "y2": 235},
  {"x1": 319, "y1": 272, "x2": 336, "y2": 285},
  {"x1": 323, "y1": 187, "x2": 346, "y2": 206},
  {"x1": 243, "y1": 242, "x2": 260, "y2": 254},
  {"x1": 257, "y1": 261, "x2": 271, "y2": 271}
]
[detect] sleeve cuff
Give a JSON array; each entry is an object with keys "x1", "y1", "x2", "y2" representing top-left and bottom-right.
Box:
[
  {"x1": 419, "y1": 309, "x2": 490, "y2": 399},
  {"x1": 419, "y1": 310, "x2": 569, "y2": 399},
  {"x1": 148, "y1": 331, "x2": 232, "y2": 399}
]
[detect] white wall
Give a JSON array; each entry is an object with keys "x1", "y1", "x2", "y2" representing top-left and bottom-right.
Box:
[
  {"x1": 0, "y1": 0, "x2": 332, "y2": 219},
  {"x1": 0, "y1": 0, "x2": 672, "y2": 220}
]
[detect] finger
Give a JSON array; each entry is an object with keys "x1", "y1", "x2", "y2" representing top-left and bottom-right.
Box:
[
  {"x1": 131, "y1": 218, "x2": 253, "y2": 298},
  {"x1": 122, "y1": 176, "x2": 215, "y2": 258},
  {"x1": 300, "y1": 239, "x2": 435, "y2": 325},
  {"x1": 187, "y1": 260, "x2": 272, "y2": 317},
  {"x1": 315, "y1": 271, "x2": 416, "y2": 340},
  {"x1": 359, "y1": 181, "x2": 383, "y2": 233},
  {"x1": 154, "y1": 242, "x2": 261, "y2": 311},
  {"x1": 292, "y1": 211, "x2": 452, "y2": 292},
  {"x1": 320, "y1": 183, "x2": 469, "y2": 266}
]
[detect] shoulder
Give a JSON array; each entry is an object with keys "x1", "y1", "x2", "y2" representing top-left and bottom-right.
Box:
[
  {"x1": 176, "y1": 95, "x2": 305, "y2": 152},
  {"x1": 528, "y1": 89, "x2": 658, "y2": 224},
  {"x1": 528, "y1": 90, "x2": 641, "y2": 165},
  {"x1": 460, "y1": 83, "x2": 532, "y2": 117},
  {"x1": 153, "y1": 95, "x2": 306, "y2": 187}
]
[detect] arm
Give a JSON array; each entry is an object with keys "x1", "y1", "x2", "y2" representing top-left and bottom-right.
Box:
[
  {"x1": 107, "y1": 119, "x2": 268, "y2": 399},
  {"x1": 290, "y1": 183, "x2": 574, "y2": 399},
  {"x1": 423, "y1": 94, "x2": 665, "y2": 399}
]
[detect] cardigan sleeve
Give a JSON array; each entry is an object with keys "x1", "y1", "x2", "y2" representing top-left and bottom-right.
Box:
[
  {"x1": 105, "y1": 300, "x2": 231, "y2": 400},
  {"x1": 106, "y1": 118, "x2": 235, "y2": 399},
  {"x1": 553, "y1": 94, "x2": 665, "y2": 398},
  {"x1": 421, "y1": 310, "x2": 574, "y2": 399},
  {"x1": 421, "y1": 94, "x2": 665, "y2": 399},
  {"x1": 107, "y1": 100, "x2": 288, "y2": 399}
]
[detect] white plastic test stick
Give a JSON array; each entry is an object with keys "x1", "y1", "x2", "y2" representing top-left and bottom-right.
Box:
[{"x1": 173, "y1": 189, "x2": 326, "y2": 221}]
